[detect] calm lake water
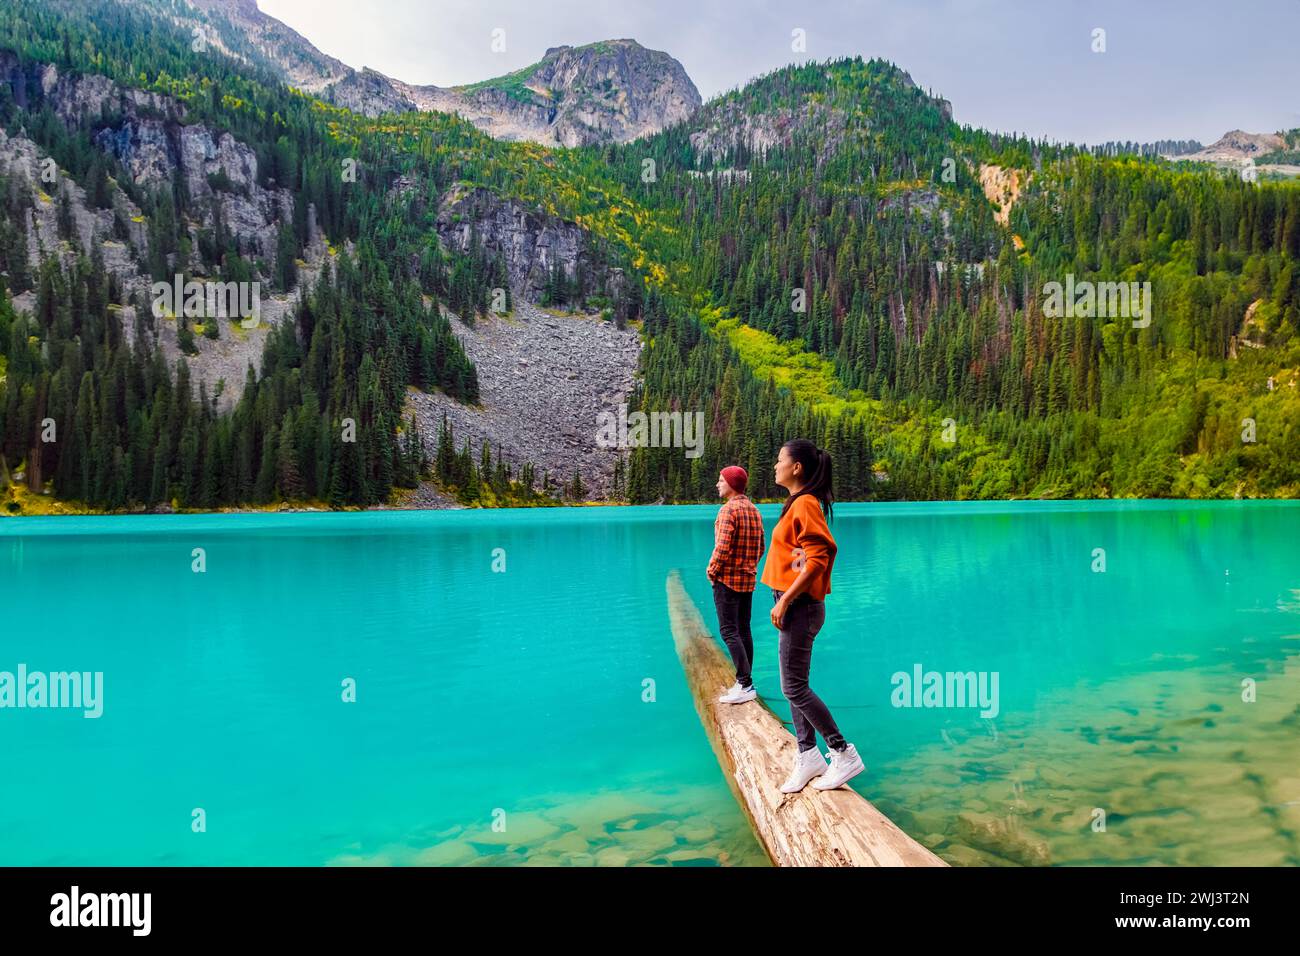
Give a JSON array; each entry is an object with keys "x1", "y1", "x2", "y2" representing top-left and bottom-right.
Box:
[{"x1": 1, "y1": 501, "x2": 1297, "y2": 866}]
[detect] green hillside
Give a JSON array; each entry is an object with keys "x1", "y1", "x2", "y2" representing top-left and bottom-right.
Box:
[{"x1": 2, "y1": 0, "x2": 1298, "y2": 513}]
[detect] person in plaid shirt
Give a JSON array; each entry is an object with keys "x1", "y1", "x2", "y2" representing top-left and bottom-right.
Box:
[{"x1": 707, "y1": 466, "x2": 766, "y2": 704}]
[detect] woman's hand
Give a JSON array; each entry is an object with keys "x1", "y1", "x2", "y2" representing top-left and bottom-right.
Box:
[{"x1": 770, "y1": 598, "x2": 788, "y2": 629}]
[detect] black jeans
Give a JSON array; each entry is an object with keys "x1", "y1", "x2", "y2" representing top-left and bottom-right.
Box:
[
  {"x1": 774, "y1": 590, "x2": 846, "y2": 754},
  {"x1": 712, "y1": 581, "x2": 755, "y2": 689}
]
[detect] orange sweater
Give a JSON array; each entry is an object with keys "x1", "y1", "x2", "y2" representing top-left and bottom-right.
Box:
[{"x1": 760, "y1": 493, "x2": 837, "y2": 601}]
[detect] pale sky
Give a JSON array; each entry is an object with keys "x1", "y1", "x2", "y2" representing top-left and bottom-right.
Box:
[{"x1": 258, "y1": 0, "x2": 1300, "y2": 146}]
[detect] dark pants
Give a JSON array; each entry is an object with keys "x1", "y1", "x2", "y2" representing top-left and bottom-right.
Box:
[
  {"x1": 774, "y1": 590, "x2": 846, "y2": 754},
  {"x1": 712, "y1": 581, "x2": 755, "y2": 689}
]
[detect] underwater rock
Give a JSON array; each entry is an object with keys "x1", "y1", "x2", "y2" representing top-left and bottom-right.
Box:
[
  {"x1": 594, "y1": 847, "x2": 632, "y2": 867},
  {"x1": 955, "y1": 811, "x2": 1051, "y2": 866},
  {"x1": 463, "y1": 811, "x2": 561, "y2": 847},
  {"x1": 412, "y1": 841, "x2": 477, "y2": 866}
]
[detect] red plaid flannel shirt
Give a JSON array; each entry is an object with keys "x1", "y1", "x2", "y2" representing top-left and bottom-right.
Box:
[{"x1": 707, "y1": 494, "x2": 765, "y2": 592}]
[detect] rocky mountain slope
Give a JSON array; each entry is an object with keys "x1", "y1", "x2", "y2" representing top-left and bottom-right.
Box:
[
  {"x1": 183, "y1": 0, "x2": 352, "y2": 93},
  {"x1": 1174, "y1": 129, "x2": 1286, "y2": 164},
  {"x1": 434, "y1": 184, "x2": 625, "y2": 303},
  {"x1": 414, "y1": 41, "x2": 701, "y2": 147},
  {"x1": 0, "y1": 48, "x2": 322, "y2": 411},
  {"x1": 1166, "y1": 129, "x2": 1300, "y2": 178},
  {"x1": 408, "y1": 303, "x2": 640, "y2": 499},
  {"x1": 1, "y1": 27, "x2": 644, "y2": 505},
  {"x1": 125, "y1": 1, "x2": 700, "y2": 146},
  {"x1": 322, "y1": 39, "x2": 702, "y2": 147}
]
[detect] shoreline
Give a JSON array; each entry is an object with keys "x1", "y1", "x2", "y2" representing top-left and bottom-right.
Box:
[{"x1": 6, "y1": 487, "x2": 1300, "y2": 521}]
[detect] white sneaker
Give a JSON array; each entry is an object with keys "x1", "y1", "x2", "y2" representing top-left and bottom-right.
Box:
[
  {"x1": 811, "y1": 743, "x2": 866, "y2": 790},
  {"x1": 779, "y1": 747, "x2": 829, "y2": 793},
  {"x1": 718, "y1": 681, "x2": 757, "y2": 704}
]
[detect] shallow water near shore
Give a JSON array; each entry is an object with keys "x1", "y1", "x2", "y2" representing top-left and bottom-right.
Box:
[{"x1": 1, "y1": 500, "x2": 1296, "y2": 866}]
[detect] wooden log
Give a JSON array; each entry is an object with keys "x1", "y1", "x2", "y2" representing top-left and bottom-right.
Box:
[{"x1": 667, "y1": 571, "x2": 947, "y2": 867}]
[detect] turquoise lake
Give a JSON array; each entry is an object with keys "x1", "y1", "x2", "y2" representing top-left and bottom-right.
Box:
[{"x1": 1, "y1": 500, "x2": 1298, "y2": 866}]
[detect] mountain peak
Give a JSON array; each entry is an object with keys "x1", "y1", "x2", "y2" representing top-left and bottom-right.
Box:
[
  {"x1": 1175, "y1": 129, "x2": 1286, "y2": 164},
  {"x1": 160, "y1": 1, "x2": 701, "y2": 145},
  {"x1": 420, "y1": 38, "x2": 702, "y2": 147}
]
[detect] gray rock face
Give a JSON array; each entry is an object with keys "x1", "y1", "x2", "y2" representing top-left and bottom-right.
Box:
[
  {"x1": 328, "y1": 39, "x2": 701, "y2": 146},
  {"x1": 0, "y1": 127, "x2": 145, "y2": 293},
  {"x1": 1, "y1": 50, "x2": 291, "y2": 267},
  {"x1": 471, "y1": 40, "x2": 702, "y2": 147},
  {"x1": 170, "y1": 0, "x2": 353, "y2": 93},
  {"x1": 435, "y1": 185, "x2": 614, "y2": 303},
  {"x1": 325, "y1": 68, "x2": 416, "y2": 116},
  {"x1": 689, "y1": 97, "x2": 851, "y2": 166},
  {"x1": 0, "y1": 51, "x2": 319, "y2": 411},
  {"x1": 33, "y1": 58, "x2": 177, "y2": 124},
  {"x1": 92, "y1": 106, "x2": 291, "y2": 265}
]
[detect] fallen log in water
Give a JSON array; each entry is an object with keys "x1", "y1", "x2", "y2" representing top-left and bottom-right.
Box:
[{"x1": 666, "y1": 570, "x2": 947, "y2": 867}]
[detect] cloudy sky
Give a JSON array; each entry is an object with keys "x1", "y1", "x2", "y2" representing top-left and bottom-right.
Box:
[{"x1": 258, "y1": 0, "x2": 1300, "y2": 145}]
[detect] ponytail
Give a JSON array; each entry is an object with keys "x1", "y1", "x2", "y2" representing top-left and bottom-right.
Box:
[{"x1": 779, "y1": 439, "x2": 834, "y2": 523}]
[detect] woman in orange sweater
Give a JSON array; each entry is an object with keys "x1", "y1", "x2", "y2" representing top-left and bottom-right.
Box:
[{"x1": 761, "y1": 438, "x2": 865, "y2": 793}]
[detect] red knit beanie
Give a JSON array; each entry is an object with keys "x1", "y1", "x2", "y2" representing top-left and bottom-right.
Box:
[{"x1": 721, "y1": 466, "x2": 748, "y2": 494}]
